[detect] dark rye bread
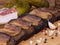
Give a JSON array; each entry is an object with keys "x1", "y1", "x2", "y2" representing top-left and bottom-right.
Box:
[
  {"x1": 22, "y1": 14, "x2": 45, "y2": 33},
  {"x1": 0, "y1": 24, "x2": 25, "y2": 41},
  {"x1": 47, "y1": 0, "x2": 55, "y2": 8},
  {"x1": 10, "y1": 18, "x2": 34, "y2": 35},
  {"x1": 0, "y1": 0, "x2": 7, "y2": 8},
  {"x1": 55, "y1": 0, "x2": 60, "y2": 11},
  {"x1": 30, "y1": 8, "x2": 60, "y2": 22},
  {"x1": 29, "y1": 8, "x2": 53, "y2": 20},
  {"x1": 0, "y1": 32, "x2": 15, "y2": 45},
  {"x1": 9, "y1": 19, "x2": 35, "y2": 40},
  {"x1": 22, "y1": 14, "x2": 42, "y2": 26},
  {"x1": 0, "y1": 0, "x2": 13, "y2": 8},
  {"x1": 39, "y1": 8, "x2": 60, "y2": 20}
]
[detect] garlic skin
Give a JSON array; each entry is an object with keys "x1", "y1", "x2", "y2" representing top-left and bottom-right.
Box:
[
  {"x1": 0, "y1": 8, "x2": 18, "y2": 24},
  {"x1": 48, "y1": 30, "x2": 55, "y2": 36},
  {"x1": 48, "y1": 21, "x2": 57, "y2": 29}
]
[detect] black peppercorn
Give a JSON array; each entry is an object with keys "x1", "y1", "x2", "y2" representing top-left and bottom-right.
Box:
[
  {"x1": 44, "y1": 38, "x2": 47, "y2": 43},
  {"x1": 51, "y1": 37, "x2": 54, "y2": 39},
  {"x1": 36, "y1": 43, "x2": 38, "y2": 45},
  {"x1": 44, "y1": 40, "x2": 47, "y2": 43}
]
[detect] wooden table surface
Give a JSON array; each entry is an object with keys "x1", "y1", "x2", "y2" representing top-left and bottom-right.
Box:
[
  {"x1": 18, "y1": 20, "x2": 60, "y2": 45},
  {"x1": 18, "y1": 30, "x2": 60, "y2": 45}
]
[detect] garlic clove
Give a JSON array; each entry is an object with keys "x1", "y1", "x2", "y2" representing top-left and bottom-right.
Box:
[{"x1": 48, "y1": 21, "x2": 57, "y2": 29}]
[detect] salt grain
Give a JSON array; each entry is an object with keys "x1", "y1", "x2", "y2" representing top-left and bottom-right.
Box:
[{"x1": 30, "y1": 40, "x2": 33, "y2": 44}]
